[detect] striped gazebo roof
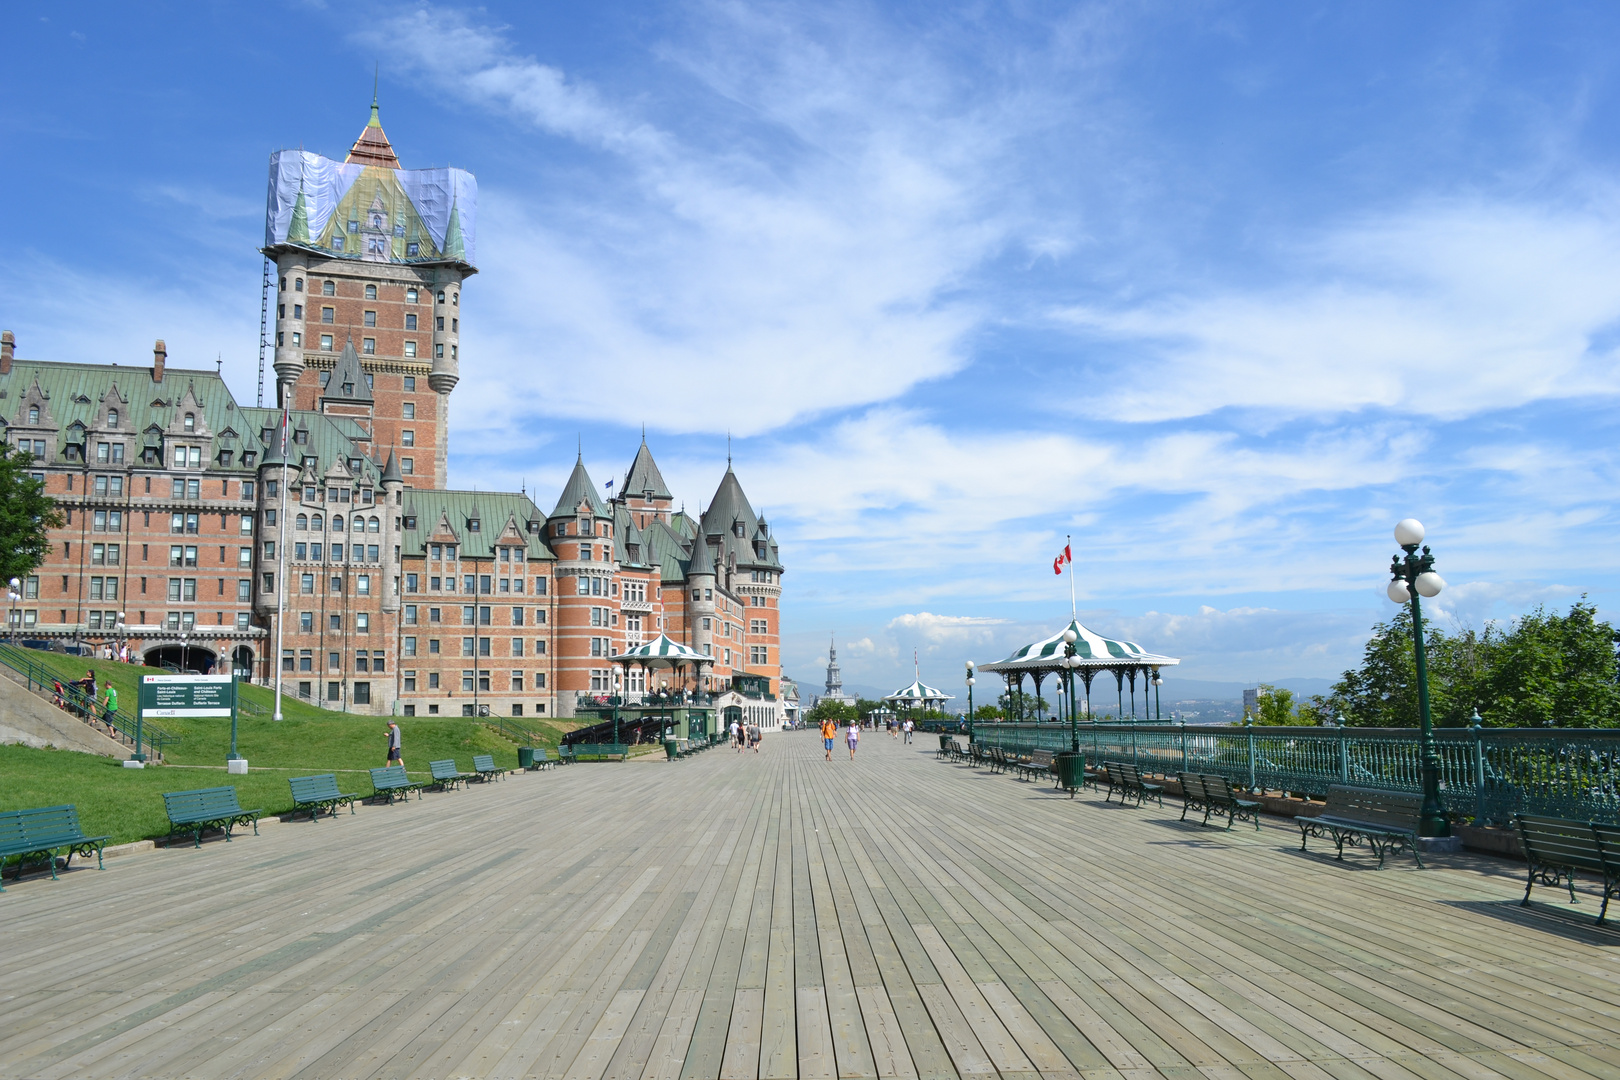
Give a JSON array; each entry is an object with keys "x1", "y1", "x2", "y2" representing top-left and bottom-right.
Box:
[
  {"x1": 883, "y1": 678, "x2": 952, "y2": 705},
  {"x1": 611, "y1": 633, "x2": 711, "y2": 666},
  {"x1": 979, "y1": 619, "x2": 1180, "y2": 674}
]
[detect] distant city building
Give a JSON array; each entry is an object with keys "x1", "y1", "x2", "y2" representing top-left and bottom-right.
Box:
[
  {"x1": 1, "y1": 103, "x2": 787, "y2": 722},
  {"x1": 1243, "y1": 687, "x2": 1259, "y2": 719},
  {"x1": 817, "y1": 634, "x2": 857, "y2": 708}
]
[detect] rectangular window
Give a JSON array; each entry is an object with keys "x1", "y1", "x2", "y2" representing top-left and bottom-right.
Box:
[
  {"x1": 300, "y1": 611, "x2": 313, "y2": 633},
  {"x1": 321, "y1": 334, "x2": 333, "y2": 351},
  {"x1": 406, "y1": 574, "x2": 419, "y2": 593},
  {"x1": 404, "y1": 636, "x2": 417, "y2": 656},
  {"x1": 577, "y1": 576, "x2": 590, "y2": 596},
  {"x1": 327, "y1": 681, "x2": 341, "y2": 701},
  {"x1": 356, "y1": 612, "x2": 369, "y2": 633},
  {"x1": 403, "y1": 341, "x2": 417, "y2": 358},
  {"x1": 357, "y1": 575, "x2": 371, "y2": 595},
  {"x1": 402, "y1": 459, "x2": 414, "y2": 475},
  {"x1": 363, "y1": 310, "x2": 376, "y2": 327},
  {"x1": 329, "y1": 614, "x2": 341, "y2": 631},
  {"x1": 238, "y1": 580, "x2": 251, "y2": 601},
  {"x1": 479, "y1": 637, "x2": 491, "y2": 656},
  {"x1": 512, "y1": 638, "x2": 524, "y2": 657},
  {"x1": 462, "y1": 671, "x2": 474, "y2": 692},
  {"x1": 534, "y1": 672, "x2": 546, "y2": 689},
  {"x1": 462, "y1": 637, "x2": 474, "y2": 657},
  {"x1": 404, "y1": 671, "x2": 417, "y2": 692},
  {"x1": 429, "y1": 639, "x2": 441, "y2": 655},
  {"x1": 402, "y1": 430, "x2": 414, "y2": 446},
  {"x1": 301, "y1": 573, "x2": 315, "y2": 594},
  {"x1": 512, "y1": 607, "x2": 524, "y2": 626},
  {"x1": 363, "y1": 338, "x2": 375, "y2": 354}
]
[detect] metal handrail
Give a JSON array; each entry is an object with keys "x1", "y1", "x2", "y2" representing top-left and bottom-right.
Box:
[
  {"x1": 0, "y1": 643, "x2": 180, "y2": 760},
  {"x1": 971, "y1": 721, "x2": 1620, "y2": 825}
]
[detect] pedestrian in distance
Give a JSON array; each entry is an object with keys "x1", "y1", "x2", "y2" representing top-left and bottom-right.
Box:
[
  {"x1": 903, "y1": 718, "x2": 913, "y2": 744},
  {"x1": 385, "y1": 719, "x2": 404, "y2": 769},
  {"x1": 749, "y1": 722, "x2": 761, "y2": 752},
  {"x1": 102, "y1": 683, "x2": 119, "y2": 732},
  {"x1": 821, "y1": 717, "x2": 838, "y2": 761},
  {"x1": 846, "y1": 719, "x2": 860, "y2": 760}
]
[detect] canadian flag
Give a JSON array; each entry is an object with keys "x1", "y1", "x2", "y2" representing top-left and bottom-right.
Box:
[{"x1": 1052, "y1": 544, "x2": 1072, "y2": 575}]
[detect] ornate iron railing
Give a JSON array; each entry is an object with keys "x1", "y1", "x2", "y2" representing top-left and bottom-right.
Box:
[{"x1": 971, "y1": 722, "x2": 1620, "y2": 824}]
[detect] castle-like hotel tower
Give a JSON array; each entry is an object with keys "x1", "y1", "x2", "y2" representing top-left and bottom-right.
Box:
[{"x1": 0, "y1": 103, "x2": 786, "y2": 726}]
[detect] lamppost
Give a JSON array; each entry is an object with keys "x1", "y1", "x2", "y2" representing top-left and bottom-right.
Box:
[
  {"x1": 180, "y1": 632, "x2": 190, "y2": 674},
  {"x1": 964, "y1": 661, "x2": 975, "y2": 741},
  {"x1": 115, "y1": 612, "x2": 126, "y2": 663},
  {"x1": 6, "y1": 577, "x2": 20, "y2": 645},
  {"x1": 1061, "y1": 629, "x2": 1082, "y2": 754},
  {"x1": 1386, "y1": 517, "x2": 1450, "y2": 838}
]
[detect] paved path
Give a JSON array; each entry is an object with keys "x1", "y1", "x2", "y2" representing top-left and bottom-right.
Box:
[{"x1": 2, "y1": 731, "x2": 1617, "y2": 1080}]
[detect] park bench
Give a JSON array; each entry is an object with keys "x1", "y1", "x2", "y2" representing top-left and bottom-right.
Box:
[
  {"x1": 369, "y1": 764, "x2": 427, "y2": 804},
  {"x1": 571, "y1": 743, "x2": 629, "y2": 762},
  {"x1": 0, "y1": 805, "x2": 109, "y2": 889},
  {"x1": 472, "y1": 754, "x2": 503, "y2": 782},
  {"x1": 1013, "y1": 749, "x2": 1056, "y2": 784},
  {"x1": 288, "y1": 774, "x2": 360, "y2": 822},
  {"x1": 1299, "y1": 785, "x2": 1424, "y2": 869},
  {"x1": 987, "y1": 746, "x2": 1011, "y2": 774},
  {"x1": 1515, "y1": 814, "x2": 1620, "y2": 925},
  {"x1": 558, "y1": 745, "x2": 576, "y2": 765},
  {"x1": 1102, "y1": 762, "x2": 1163, "y2": 807},
  {"x1": 1177, "y1": 772, "x2": 1261, "y2": 831},
  {"x1": 428, "y1": 759, "x2": 474, "y2": 792},
  {"x1": 532, "y1": 747, "x2": 556, "y2": 770},
  {"x1": 163, "y1": 786, "x2": 263, "y2": 849}
]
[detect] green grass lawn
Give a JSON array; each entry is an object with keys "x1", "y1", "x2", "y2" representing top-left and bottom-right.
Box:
[{"x1": 0, "y1": 648, "x2": 571, "y2": 846}]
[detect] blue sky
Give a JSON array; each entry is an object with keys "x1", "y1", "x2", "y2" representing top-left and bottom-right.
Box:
[{"x1": 5, "y1": 2, "x2": 1620, "y2": 699}]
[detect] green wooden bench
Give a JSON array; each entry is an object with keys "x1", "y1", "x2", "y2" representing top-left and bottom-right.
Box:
[
  {"x1": 570, "y1": 743, "x2": 628, "y2": 761},
  {"x1": 1012, "y1": 749, "x2": 1056, "y2": 784},
  {"x1": 1102, "y1": 762, "x2": 1163, "y2": 807},
  {"x1": 1299, "y1": 785, "x2": 1424, "y2": 869},
  {"x1": 558, "y1": 745, "x2": 576, "y2": 765},
  {"x1": 369, "y1": 765, "x2": 427, "y2": 804},
  {"x1": 428, "y1": 758, "x2": 474, "y2": 791},
  {"x1": 532, "y1": 747, "x2": 556, "y2": 770},
  {"x1": 288, "y1": 774, "x2": 359, "y2": 822},
  {"x1": 1515, "y1": 814, "x2": 1620, "y2": 924},
  {"x1": 1178, "y1": 772, "x2": 1262, "y2": 831},
  {"x1": 472, "y1": 754, "x2": 503, "y2": 782},
  {"x1": 0, "y1": 805, "x2": 109, "y2": 889},
  {"x1": 162, "y1": 786, "x2": 263, "y2": 849}
]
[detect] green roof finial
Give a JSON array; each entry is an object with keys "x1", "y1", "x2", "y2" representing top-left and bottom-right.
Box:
[{"x1": 369, "y1": 65, "x2": 381, "y2": 127}]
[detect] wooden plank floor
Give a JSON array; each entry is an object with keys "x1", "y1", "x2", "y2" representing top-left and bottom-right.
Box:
[{"x1": 2, "y1": 733, "x2": 1617, "y2": 1080}]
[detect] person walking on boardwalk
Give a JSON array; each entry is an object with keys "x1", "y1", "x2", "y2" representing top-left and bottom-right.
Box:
[
  {"x1": 903, "y1": 717, "x2": 913, "y2": 744},
  {"x1": 821, "y1": 717, "x2": 838, "y2": 761},
  {"x1": 748, "y1": 722, "x2": 761, "y2": 752},
  {"x1": 846, "y1": 719, "x2": 860, "y2": 760},
  {"x1": 384, "y1": 719, "x2": 404, "y2": 770}
]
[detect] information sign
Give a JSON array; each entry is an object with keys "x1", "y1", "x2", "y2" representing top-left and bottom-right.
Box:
[{"x1": 138, "y1": 674, "x2": 237, "y2": 718}]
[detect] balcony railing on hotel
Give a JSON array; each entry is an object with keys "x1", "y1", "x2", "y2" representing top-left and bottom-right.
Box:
[
  {"x1": 970, "y1": 721, "x2": 1620, "y2": 825},
  {"x1": 574, "y1": 690, "x2": 714, "y2": 709}
]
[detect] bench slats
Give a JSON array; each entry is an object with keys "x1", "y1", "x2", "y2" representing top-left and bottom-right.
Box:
[
  {"x1": 0, "y1": 805, "x2": 109, "y2": 888},
  {"x1": 288, "y1": 774, "x2": 360, "y2": 822},
  {"x1": 1516, "y1": 814, "x2": 1620, "y2": 924},
  {"x1": 1176, "y1": 772, "x2": 1261, "y2": 831},
  {"x1": 369, "y1": 765, "x2": 426, "y2": 804},
  {"x1": 472, "y1": 754, "x2": 502, "y2": 781}
]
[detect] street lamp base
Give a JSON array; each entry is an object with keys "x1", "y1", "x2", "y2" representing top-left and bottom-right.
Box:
[
  {"x1": 1415, "y1": 835, "x2": 1463, "y2": 855},
  {"x1": 122, "y1": 759, "x2": 145, "y2": 769}
]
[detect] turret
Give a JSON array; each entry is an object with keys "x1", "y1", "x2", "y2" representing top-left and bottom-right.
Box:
[
  {"x1": 252, "y1": 433, "x2": 290, "y2": 617},
  {"x1": 273, "y1": 256, "x2": 309, "y2": 402},
  {"x1": 380, "y1": 450, "x2": 405, "y2": 615},
  {"x1": 427, "y1": 271, "x2": 464, "y2": 395},
  {"x1": 686, "y1": 532, "x2": 716, "y2": 668}
]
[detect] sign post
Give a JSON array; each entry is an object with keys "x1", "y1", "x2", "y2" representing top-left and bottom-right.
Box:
[{"x1": 138, "y1": 674, "x2": 243, "y2": 772}]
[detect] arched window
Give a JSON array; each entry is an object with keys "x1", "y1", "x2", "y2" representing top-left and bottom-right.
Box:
[
  {"x1": 296, "y1": 514, "x2": 308, "y2": 530},
  {"x1": 312, "y1": 513, "x2": 323, "y2": 530},
  {"x1": 107, "y1": 409, "x2": 119, "y2": 427},
  {"x1": 28, "y1": 406, "x2": 39, "y2": 424},
  {"x1": 368, "y1": 516, "x2": 380, "y2": 533},
  {"x1": 183, "y1": 413, "x2": 195, "y2": 432},
  {"x1": 352, "y1": 517, "x2": 364, "y2": 533},
  {"x1": 332, "y1": 515, "x2": 344, "y2": 532}
]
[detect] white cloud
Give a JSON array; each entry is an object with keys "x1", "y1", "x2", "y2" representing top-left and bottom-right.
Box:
[
  {"x1": 886, "y1": 612, "x2": 1008, "y2": 644},
  {"x1": 1057, "y1": 200, "x2": 1620, "y2": 423}
]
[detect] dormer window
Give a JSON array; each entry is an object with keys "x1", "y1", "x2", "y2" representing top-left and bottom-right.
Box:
[
  {"x1": 342, "y1": 383, "x2": 354, "y2": 395},
  {"x1": 107, "y1": 409, "x2": 119, "y2": 428},
  {"x1": 468, "y1": 518, "x2": 481, "y2": 532},
  {"x1": 27, "y1": 406, "x2": 38, "y2": 424},
  {"x1": 183, "y1": 413, "x2": 195, "y2": 432}
]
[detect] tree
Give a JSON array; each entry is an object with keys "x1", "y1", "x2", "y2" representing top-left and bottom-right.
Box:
[
  {"x1": 973, "y1": 704, "x2": 1004, "y2": 721},
  {"x1": 0, "y1": 446, "x2": 63, "y2": 583},
  {"x1": 1252, "y1": 684, "x2": 1313, "y2": 726},
  {"x1": 806, "y1": 698, "x2": 855, "y2": 724},
  {"x1": 1316, "y1": 601, "x2": 1620, "y2": 729}
]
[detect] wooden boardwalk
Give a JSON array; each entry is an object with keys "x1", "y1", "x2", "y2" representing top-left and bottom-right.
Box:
[{"x1": 2, "y1": 732, "x2": 1618, "y2": 1080}]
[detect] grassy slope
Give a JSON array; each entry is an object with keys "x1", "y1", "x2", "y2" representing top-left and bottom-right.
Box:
[{"x1": 0, "y1": 651, "x2": 571, "y2": 845}]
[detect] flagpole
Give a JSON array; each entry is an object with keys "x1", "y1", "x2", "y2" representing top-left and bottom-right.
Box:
[
  {"x1": 272, "y1": 412, "x2": 289, "y2": 723},
  {"x1": 1067, "y1": 534, "x2": 1076, "y2": 619}
]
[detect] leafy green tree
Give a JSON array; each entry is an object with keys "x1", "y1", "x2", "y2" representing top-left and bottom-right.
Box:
[
  {"x1": 0, "y1": 446, "x2": 63, "y2": 582},
  {"x1": 973, "y1": 704, "x2": 1004, "y2": 721},
  {"x1": 806, "y1": 698, "x2": 855, "y2": 724},
  {"x1": 1252, "y1": 684, "x2": 1314, "y2": 726},
  {"x1": 1317, "y1": 601, "x2": 1620, "y2": 728}
]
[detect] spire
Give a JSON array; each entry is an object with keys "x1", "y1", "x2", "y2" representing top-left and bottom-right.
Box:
[
  {"x1": 346, "y1": 92, "x2": 400, "y2": 169},
  {"x1": 442, "y1": 195, "x2": 467, "y2": 261},
  {"x1": 371, "y1": 65, "x2": 380, "y2": 126},
  {"x1": 551, "y1": 454, "x2": 609, "y2": 518},
  {"x1": 626, "y1": 439, "x2": 672, "y2": 501},
  {"x1": 323, "y1": 338, "x2": 374, "y2": 403},
  {"x1": 381, "y1": 448, "x2": 402, "y2": 484},
  {"x1": 288, "y1": 187, "x2": 311, "y2": 245},
  {"x1": 687, "y1": 532, "x2": 713, "y2": 578}
]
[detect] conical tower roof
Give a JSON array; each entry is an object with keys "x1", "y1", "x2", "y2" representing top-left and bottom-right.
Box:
[
  {"x1": 700, "y1": 465, "x2": 758, "y2": 537},
  {"x1": 323, "y1": 339, "x2": 374, "y2": 403},
  {"x1": 625, "y1": 438, "x2": 672, "y2": 500},
  {"x1": 346, "y1": 97, "x2": 401, "y2": 169},
  {"x1": 550, "y1": 454, "x2": 610, "y2": 518},
  {"x1": 380, "y1": 448, "x2": 402, "y2": 484},
  {"x1": 687, "y1": 532, "x2": 713, "y2": 578},
  {"x1": 288, "y1": 188, "x2": 311, "y2": 245}
]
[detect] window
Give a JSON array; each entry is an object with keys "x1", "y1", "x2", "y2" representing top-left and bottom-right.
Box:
[
  {"x1": 534, "y1": 672, "x2": 547, "y2": 689},
  {"x1": 330, "y1": 614, "x2": 341, "y2": 631},
  {"x1": 407, "y1": 288, "x2": 418, "y2": 303},
  {"x1": 402, "y1": 402, "x2": 416, "y2": 420},
  {"x1": 357, "y1": 613, "x2": 369, "y2": 633},
  {"x1": 405, "y1": 313, "x2": 417, "y2": 330},
  {"x1": 512, "y1": 607, "x2": 525, "y2": 626},
  {"x1": 327, "y1": 682, "x2": 341, "y2": 702},
  {"x1": 300, "y1": 573, "x2": 315, "y2": 593},
  {"x1": 404, "y1": 341, "x2": 416, "y2": 358},
  {"x1": 365, "y1": 284, "x2": 377, "y2": 299},
  {"x1": 323, "y1": 280, "x2": 335, "y2": 295},
  {"x1": 357, "y1": 575, "x2": 371, "y2": 595},
  {"x1": 402, "y1": 459, "x2": 414, "y2": 475},
  {"x1": 107, "y1": 409, "x2": 118, "y2": 427},
  {"x1": 404, "y1": 671, "x2": 417, "y2": 691},
  {"x1": 462, "y1": 637, "x2": 474, "y2": 657},
  {"x1": 238, "y1": 579, "x2": 251, "y2": 601},
  {"x1": 363, "y1": 338, "x2": 375, "y2": 354},
  {"x1": 364, "y1": 310, "x2": 376, "y2": 327},
  {"x1": 402, "y1": 430, "x2": 414, "y2": 446},
  {"x1": 751, "y1": 619, "x2": 768, "y2": 634},
  {"x1": 404, "y1": 636, "x2": 417, "y2": 656},
  {"x1": 512, "y1": 638, "x2": 524, "y2": 657},
  {"x1": 406, "y1": 575, "x2": 419, "y2": 594},
  {"x1": 751, "y1": 646, "x2": 768, "y2": 665},
  {"x1": 321, "y1": 334, "x2": 334, "y2": 351},
  {"x1": 300, "y1": 611, "x2": 313, "y2": 633},
  {"x1": 353, "y1": 682, "x2": 370, "y2": 705},
  {"x1": 404, "y1": 376, "x2": 415, "y2": 392}
]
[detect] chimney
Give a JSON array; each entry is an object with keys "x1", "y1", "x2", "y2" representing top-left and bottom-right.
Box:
[
  {"x1": 153, "y1": 339, "x2": 167, "y2": 383},
  {"x1": 0, "y1": 331, "x2": 12, "y2": 375}
]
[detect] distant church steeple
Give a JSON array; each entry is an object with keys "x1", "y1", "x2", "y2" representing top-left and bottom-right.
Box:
[{"x1": 825, "y1": 634, "x2": 845, "y2": 698}]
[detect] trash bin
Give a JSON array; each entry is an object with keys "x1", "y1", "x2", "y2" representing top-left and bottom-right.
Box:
[
  {"x1": 518, "y1": 747, "x2": 535, "y2": 770},
  {"x1": 665, "y1": 739, "x2": 679, "y2": 760},
  {"x1": 1055, "y1": 752, "x2": 1085, "y2": 797}
]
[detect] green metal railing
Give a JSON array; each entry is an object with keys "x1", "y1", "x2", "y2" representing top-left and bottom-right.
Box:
[
  {"x1": 481, "y1": 715, "x2": 547, "y2": 747},
  {"x1": 0, "y1": 643, "x2": 180, "y2": 761},
  {"x1": 972, "y1": 721, "x2": 1620, "y2": 825}
]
